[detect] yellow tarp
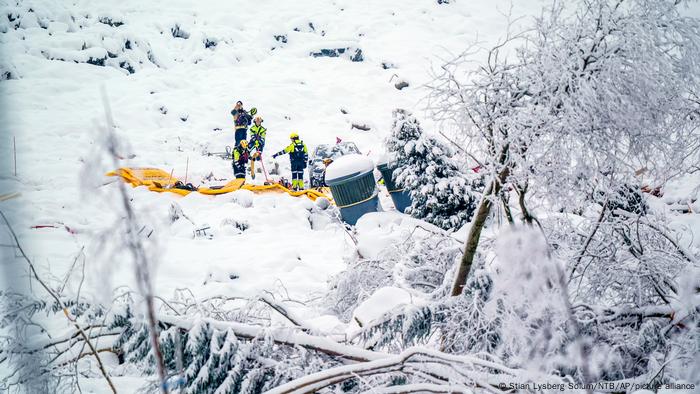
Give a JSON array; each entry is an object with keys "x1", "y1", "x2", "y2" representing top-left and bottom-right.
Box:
[
  {"x1": 243, "y1": 183, "x2": 330, "y2": 201},
  {"x1": 107, "y1": 167, "x2": 332, "y2": 202}
]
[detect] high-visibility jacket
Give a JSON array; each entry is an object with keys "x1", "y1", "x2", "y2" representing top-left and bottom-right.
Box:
[
  {"x1": 249, "y1": 124, "x2": 267, "y2": 151},
  {"x1": 274, "y1": 139, "x2": 308, "y2": 166},
  {"x1": 233, "y1": 146, "x2": 250, "y2": 163}
]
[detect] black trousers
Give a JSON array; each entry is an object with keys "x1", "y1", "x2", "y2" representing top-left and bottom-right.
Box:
[
  {"x1": 234, "y1": 129, "x2": 247, "y2": 146},
  {"x1": 291, "y1": 161, "x2": 305, "y2": 180},
  {"x1": 232, "y1": 160, "x2": 246, "y2": 179}
]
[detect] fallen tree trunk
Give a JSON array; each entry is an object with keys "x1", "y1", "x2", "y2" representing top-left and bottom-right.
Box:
[
  {"x1": 265, "y1": 347, "x2": 566, "y2": 394},
  {"x1": 159, "y1": 315, "x2": 381, "y2": 363},
  {"x1": 157, "y1": 316, "x2": 567, "y2": 394}
]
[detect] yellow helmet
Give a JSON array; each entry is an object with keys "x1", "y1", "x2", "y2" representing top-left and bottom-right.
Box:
[
  {"x1": 239, "y1": 140, "x2": 248, "y2": 148},
  {"x1": 290, "y1": 132, "x2": 299, "y2": 139}
]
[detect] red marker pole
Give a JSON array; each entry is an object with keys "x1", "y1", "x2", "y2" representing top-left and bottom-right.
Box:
[{"x1": 259, "y1": 155, "x2": 272, "y2": 183}]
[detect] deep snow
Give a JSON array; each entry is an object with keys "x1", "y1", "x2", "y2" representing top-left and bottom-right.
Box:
[
  {"x1": 2, "y1": 0, "x2": 700, "y2": 391},
  {"x1": 0, "y1": 0, "x2": 548, "y2": 319}
]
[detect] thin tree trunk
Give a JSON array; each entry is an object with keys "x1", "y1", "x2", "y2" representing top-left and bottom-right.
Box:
[
  {"x1": 451, "y1": 166, "x2": 509, "y2": 296},
  {"x1": 516, "y1": 184, "x2": 534, "y2": 225},
  {"x1": 0, "y1": 210, "x2": 118, "y2": 393},
  {"x1": 501, "y1": 195, "x2": 514, "y2": 224}
]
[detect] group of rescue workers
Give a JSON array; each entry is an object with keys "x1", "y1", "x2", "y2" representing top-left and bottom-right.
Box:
[{"x1": 230, "y1": 101, "x2": 309, "y2": 190}]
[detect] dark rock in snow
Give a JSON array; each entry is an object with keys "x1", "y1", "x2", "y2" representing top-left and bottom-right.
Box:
[
  {"x1": 351, "y1": 123, "x2": 371, "y2": 131},
  {"x1": 120, "y1": 61, "x2": 135, "y2": 74},
  {"x1": 311, "y1": 48, "x2": 343, "y2": 58},
  {"x1": 395, "y1": 81, "x2": 409, "y2": 90},
  {"x1": 98, "y1": 17, "x2": 124, "y2": 27},
  {"x1": 350, "y1": 48, "x2": 363, "y2": 62},
  {"x1": 204, "y1": 38, "x2": 217, "y2": 49},
  {"x1": 86, "y1": 56, "x2": 106, "y2": 66},
  {"x1": 171, "y1": 24, "x2": 190, "y2": 39},
  {"x1": 310, "y1": 47, "x2": 364, "y2": 62},
  {"x1": 147, "y1": 50, "x2": 160, "y2": 67}
]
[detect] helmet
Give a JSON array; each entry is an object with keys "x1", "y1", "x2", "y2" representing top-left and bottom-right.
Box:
[
  {"x1": 239, "y1": 140, "x2": 248, "y2": 148},
  {"x1": 254, "y1": 116, "x2": 263, "y2": 123},
  {"x1": 289, "y1": 132, "x2": 299, "y2": 139}
]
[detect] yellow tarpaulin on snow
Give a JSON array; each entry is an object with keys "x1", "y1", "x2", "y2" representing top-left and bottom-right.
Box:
[{"x1": 107, "y1": 167, "x2": 332, "y2": 202}]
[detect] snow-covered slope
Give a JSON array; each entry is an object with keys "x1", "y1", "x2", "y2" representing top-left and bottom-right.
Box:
[
  {"x1": 0, "y1": 0, "x2": 549, "y2": 302},
  {"x1": 0, "y1": 0, "x2": 556, "y2": 390},
  {"x1": 3, "y1": 0, "x2": 700, "y2": 391}
]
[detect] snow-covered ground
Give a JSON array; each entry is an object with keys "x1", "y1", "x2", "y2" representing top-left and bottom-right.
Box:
[
  {"x1": 0, "y1": 0, "x2": 550, "y2": 389},
  {"x1": 3, "y1": 0, "x2": 700, "y2": 391},
  {"x1": 0, "y1": 1, "x2": 548, "y2": 312}
]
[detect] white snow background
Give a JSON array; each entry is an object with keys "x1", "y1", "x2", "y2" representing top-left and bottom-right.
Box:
[{"x1": 2, "y1": 0, "x2": 700, "y2": 392}]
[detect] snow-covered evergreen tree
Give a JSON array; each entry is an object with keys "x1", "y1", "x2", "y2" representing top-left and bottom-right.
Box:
[
  {"x1": 387, "y1": 109, "x2": 478, "y2": 230},
  {"x1": 109, "y1": 305, "x2": 340, "y2": 393}
]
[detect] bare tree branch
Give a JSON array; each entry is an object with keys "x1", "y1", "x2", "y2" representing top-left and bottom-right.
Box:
[{"x1": 0, "y1": 210, "x2": 117, "y2": 394}]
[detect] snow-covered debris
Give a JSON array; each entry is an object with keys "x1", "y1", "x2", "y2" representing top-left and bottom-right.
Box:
[
  {"x1": 314, "y1": 196, "x2": 331, "y2": 210},
  {"x1": 228, "y1": 189, "x2": 254, "y2": 208},
  {"x1": 354, "y1": 211, "x2": 445, "y2": 259},
  {"x1": 352, "y1": 286, "x2": 413, "y2": 327}
]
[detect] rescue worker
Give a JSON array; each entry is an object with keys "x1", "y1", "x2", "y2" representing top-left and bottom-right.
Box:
[
  {"x1": 272, "y1": 132, "x2": 308, "y2": 191},
  {"x1": 248, "y1": 116, "x2": 267, "y2": 160},
  {"x1": 230, "y1": 101, "x2": 252, "y2": 146},
  {"x1": 232, "y1": 139, "x2": 251, "y2": 179}
]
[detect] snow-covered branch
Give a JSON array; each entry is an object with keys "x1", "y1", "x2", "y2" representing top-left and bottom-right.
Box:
[
  {"x1": 159, "y1": 315, "x2": 380, "y2": 362},
  {"x1": 266, "y1": 346, "x2": 566, "y2": 394}
]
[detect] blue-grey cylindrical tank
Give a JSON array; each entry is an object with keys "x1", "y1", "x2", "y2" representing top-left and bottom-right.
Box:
[
  {"x1": 376, "y1": 156, "x2": 412, "y2": 213},
  {"x1": 325, "y1": 154, "x2": 379, "y2": 225}
]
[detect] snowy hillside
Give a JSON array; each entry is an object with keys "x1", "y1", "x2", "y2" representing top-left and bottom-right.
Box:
[
  {"x1": 2, "y1": 0, "x2": 700, "y2": 393},
  {"x1": 0, "y1": 1, "x2": 543, "y2": 274},
  {"x1": 0, "y1": 0, "x2": 544, "y2": 297}
]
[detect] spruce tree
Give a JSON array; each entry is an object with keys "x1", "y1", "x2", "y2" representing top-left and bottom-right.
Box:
[{"x1": 387, "y1": 109, "x2": 478, "y2": 231}]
